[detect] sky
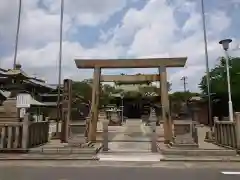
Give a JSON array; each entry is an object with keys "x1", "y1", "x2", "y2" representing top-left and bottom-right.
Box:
[{"x1": 1, "y1": 0, "x2": 240, "y2": 92}]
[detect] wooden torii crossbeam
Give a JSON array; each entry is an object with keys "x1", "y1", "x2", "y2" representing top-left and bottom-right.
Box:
[
  {"x1": 100, "y1": 74, "x2": 161, "y2": 82},
  {"x1": 75, "y1": 57, "x2": 186, "y2": 68},
  {"x1": 74, "y1": 57, "x2": 187, "y2": 144}
]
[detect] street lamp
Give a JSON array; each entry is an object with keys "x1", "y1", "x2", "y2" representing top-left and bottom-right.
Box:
[{"x1": 219, "y1": 38, "x2": 233, "y2": 121}]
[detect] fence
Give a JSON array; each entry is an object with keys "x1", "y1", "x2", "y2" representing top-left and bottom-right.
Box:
[
  {"x1": 214, "y1": 113, "x2": 240, "y2": 150},
  {"x1": 28, "y1": 121, "x2": 49, "y2": 148},
  {"x1": 0, "y1": 122, "x2": 22, "y2": 150},
  {"x1": 0, "y1": 113, "x2": 49, "y2": 152}
]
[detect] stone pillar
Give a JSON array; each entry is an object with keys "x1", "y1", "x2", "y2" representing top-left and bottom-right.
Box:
[
  {"x1": 235, "y1": 112, "x2": 240, "y2": 150},
  {"x1": 22, "y1": 113, "x2": 30, "y2": 150},
  {"x1": 151, "y1": 122, "x2": 158, "y2": 152},
  {"x1": 102, "y1": 119, "x2": 109, "y2": 152},
  {"x1": 159, "y1": 67, "x2": 172, "y2": 144},
  {"x1": 88, "y1": 67, "x2": 101, "y2": 142},
  {"x1": 61, "y1": 79, "x2": 72, "y2": 143}
]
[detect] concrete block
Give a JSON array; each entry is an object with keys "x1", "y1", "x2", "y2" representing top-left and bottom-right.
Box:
[
  {"x1": 42, "y1": 148, "x2": 58, "y2": 154},
  {"x1": 160, "y1": 148, "x2": 237, "y2": 156},
  {"x1": 58, "y1": 148, "x2": 71, "y2": 154}
]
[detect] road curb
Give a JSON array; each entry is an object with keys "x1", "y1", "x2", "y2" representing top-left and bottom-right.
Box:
[
  {"x1": 160, "y1": 158, "x2": 240, "y2": 162},
  {"x1": 0, "y1": 157, "x2": 99, "y2": 161}
]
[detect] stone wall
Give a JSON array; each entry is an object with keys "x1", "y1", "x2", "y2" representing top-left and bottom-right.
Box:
[{"x1": 0, "y1": 98, "x2": 19, "y2": 122}]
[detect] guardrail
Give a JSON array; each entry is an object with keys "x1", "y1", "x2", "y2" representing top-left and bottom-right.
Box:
[{"x1": 214, "y1": 112, "x2": 240, "y2": 150}]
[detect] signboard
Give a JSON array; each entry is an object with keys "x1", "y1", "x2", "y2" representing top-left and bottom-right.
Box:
[{"x1": 19, "y1": 108, "x2": 26, "y2": 118}]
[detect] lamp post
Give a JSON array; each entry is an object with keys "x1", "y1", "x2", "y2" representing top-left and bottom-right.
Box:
[{"x1": 219, "y1": 38, "x2": 233, "y2": 121}]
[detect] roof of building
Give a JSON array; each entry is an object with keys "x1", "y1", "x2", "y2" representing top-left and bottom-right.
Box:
[{"x1": 0, "y1": 67, "x2": 57, "y2": 91}]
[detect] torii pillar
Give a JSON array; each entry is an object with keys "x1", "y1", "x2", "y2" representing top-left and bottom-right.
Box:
[
  {"x1": 88, "y1": 67, "x2": 101, "y2": 142},
  {"x1": 159, "y1": 67, "x2": 173, "y2": 144}
]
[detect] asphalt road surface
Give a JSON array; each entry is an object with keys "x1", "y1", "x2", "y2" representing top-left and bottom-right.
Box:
[{"x1": 0, "y1": 164, "x2": 240, "y2": 180}]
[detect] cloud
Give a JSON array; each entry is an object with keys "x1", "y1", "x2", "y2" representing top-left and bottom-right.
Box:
[
  {"x1": 0, "y1": 0, "x2": 237, "y2": 93},
  {"x1": 42, "y1": 0, "x2": 127, "y2": 26},
  {"x1": 208, "y1": 11, "x2": 232, "y2": 36},
  {"x1": 0, "y1": 0, "x2": 127, "y2": 52},
  {"x1": 102, "y1": 0, "x2": 233, "y2": 91}
]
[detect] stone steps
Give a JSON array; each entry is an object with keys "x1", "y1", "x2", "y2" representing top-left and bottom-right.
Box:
[{"x1": 28, "y1": 145, "x2": 102, "y2": 154}]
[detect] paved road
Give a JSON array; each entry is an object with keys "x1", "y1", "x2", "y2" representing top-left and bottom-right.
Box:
[{"x1": 0, "y1": 162, "x2": 240, "y2": 180}]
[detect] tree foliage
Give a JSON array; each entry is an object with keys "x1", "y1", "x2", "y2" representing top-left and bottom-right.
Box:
[
  {"x1": 138, "y1": 82, "x2": 172, "y2": 95},
  {"x1": 170, "y1": 91, "x2": 200, "y2": 102},
  {"x1": 72, "y1": 80, "x2": 92, "y2": 102},
  {"x1": 100, "y1": 84, "x2": 124, "y2": 106},
  {"x1": 72, "y1": 80, "x2": 124, "y2": 106},
  {"x1": 199, "y1": 56, "x2": 240, "y2": 111}
]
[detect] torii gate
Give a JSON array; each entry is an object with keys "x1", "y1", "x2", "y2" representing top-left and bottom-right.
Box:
[{"x1": 74, "y1": 57, "x2": 187, "y2": 144}]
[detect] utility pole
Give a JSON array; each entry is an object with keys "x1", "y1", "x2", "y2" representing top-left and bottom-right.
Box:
[
  {"x1": 201, "y1": 0, "x2": 212, "y2": 128},
  {"x1": 13, "y1": 0, "x2": 22, "y2": 69},
  {"x1": 56, "y1": 0, "x2": 64, "y2": 136},
  {"x1": 181, "y1": 76, "x2": 187, "y2": 92}
]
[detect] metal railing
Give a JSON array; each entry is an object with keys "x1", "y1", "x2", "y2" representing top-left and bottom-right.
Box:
[{"x1": 214, "y1": 116, "x2": 238, "y2": 149}]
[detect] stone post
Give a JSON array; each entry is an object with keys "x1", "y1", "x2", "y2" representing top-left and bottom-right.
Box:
[
  {"x1": 22, "y1": 113, "x2": 30, "y2": 150},
  {"x1": 61, "y1": 79, "x2": 72, "y2": 143},
  {"x1": 85, "y1": 116, "x2": 90, "y2": 141},
  {"x1": 150, "y1": 122, "x2": 158, "y2": 152},
  {"x1": 235, "y1": 112, "x2": 240, "y2": 150},
  {"x1": 213, "y1": 116, "x2": 218, "y2": 132},
  {"x1": 102, "y1": 119, "x2": 109, "y2": 152},
  {"x1": 66, "y1": 80, "x2": 72, "y2": 142},
  {"x1": 192, "y1": 122, "x2": 198, "y2": 145},
  {"x1": 159, "y1": 66, "x2": 172, "y2": 144}
]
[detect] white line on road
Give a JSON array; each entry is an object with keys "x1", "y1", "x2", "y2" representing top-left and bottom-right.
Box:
[
  {"x1": 221, "y1": 172, "x2": 240, "y2": 175},
  {"x1": 98, "y1": 154, "x2": 162, "y2": 162}
]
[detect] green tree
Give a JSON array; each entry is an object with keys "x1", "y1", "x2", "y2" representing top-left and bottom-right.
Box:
[
  {"x1": 100, "y1": 84, "x2": 121, "y2": 106},
  {"x1": 199, "y1": 56, "x2": 240, "y2": 110},
  {"x1": 169, "y1": 91, "x2": 200, "y2": 114},
  {"x1": 170, "y1": 91, "x2": 200, "y2": 102},
  {"x1": 138, "y1": 82, "x2": 172, "y2": 96},
  {"x1": 72, "y1": 80, "x2": 92, "y2": 102},
  {"x1": 72, "y1": 79, "x2": 123, "y2": 106}
]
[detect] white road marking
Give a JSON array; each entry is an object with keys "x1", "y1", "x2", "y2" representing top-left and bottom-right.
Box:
[
  {"x1": 98, "y1": 154, "x2": 162, "y2": 162},
  {"x1": 221, "y1": 172, "x2": 240, "y2": 175}
]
